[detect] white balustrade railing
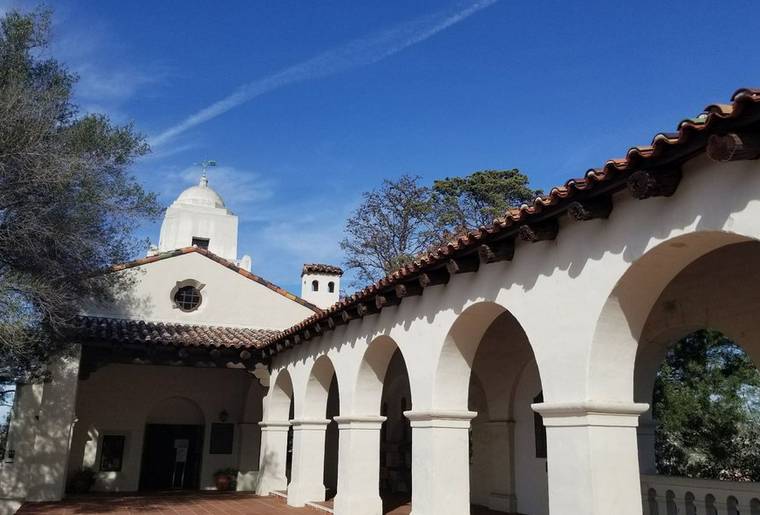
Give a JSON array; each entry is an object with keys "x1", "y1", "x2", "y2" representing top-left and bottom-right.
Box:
[{"x1": 641, "y1": 474, "x2": 760, "y2": 515}]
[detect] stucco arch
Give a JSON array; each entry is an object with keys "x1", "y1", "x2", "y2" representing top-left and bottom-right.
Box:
[
  {"x1": 303, "y1": 355, "x2": 338, "y2": 419},
  {"x1": 589, "y1": 230, "x2": 756, "y2": 402},
  {"x1": 146, "y1": 396, "x2": 204, "y2": 425},
  {"x1": 433, "y1": 301, "x2": 539, "y2": 410},
  {"x1": 269, "y1": 369, "x2": 294, "y2": 421},
  {"x1": 353, "y1": 335, "x2": 407, "y2": 414}
]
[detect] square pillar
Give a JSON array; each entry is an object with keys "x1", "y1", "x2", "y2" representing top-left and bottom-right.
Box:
[
  {"x1": 255, "y1": 420, "x2": 290, "y2": 495},
  {"x1": 532, "y1": 401, "x2": 649, "y2": 515},
  {"x1": 287, "y1": 419, "x2": 330, "y2": 507},
  {"x1": 333, "y1": 415, "x2": 386, "y2": 515},
  {"x1": 484, "y1": 419, "x2": 517, "y2": 512},
  {"x1": 404, "y1": 410, "x2": 477, "y2": 515},
  {"x1": 19, "y1": 346, "x2": 81, "y2": 503}
]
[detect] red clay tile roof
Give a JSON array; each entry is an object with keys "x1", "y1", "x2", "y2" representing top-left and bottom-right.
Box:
[
  {"x1": 302, "y1": 264, "x2": 344, "y2": 276},
  {"x1": 73, "y1": 316, "x2": 279, "y2": 349},
  {"x1": 263, "y1": 87, "x2": 760, "y2": 354},
  {"x1": 111, "y1": 247, "x2": 320, "y2": 312}
]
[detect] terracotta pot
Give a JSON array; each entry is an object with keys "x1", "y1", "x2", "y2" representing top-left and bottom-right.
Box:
[{"x1": 215, "y1": 475, "x2": 231, "y2": 491}]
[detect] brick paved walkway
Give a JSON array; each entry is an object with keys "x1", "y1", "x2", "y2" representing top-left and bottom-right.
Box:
[
  {"x1": 17, "y1": 491, "x2": 515, "y2": 514},
  {"x1": 16, "y1": 492, "x2": 314, "y2": 515}
]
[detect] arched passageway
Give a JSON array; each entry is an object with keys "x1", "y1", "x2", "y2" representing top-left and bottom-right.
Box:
[
  {"x1": 628, "y1": 241, "x2": 760, "y2": 512},
  {"x1": 379, "y1": 348, "x2": 412, "y2": 510},
  {"x1": 424, "y1": 302, "x2": 547, "y2": 515},
  {"x1": 333, "y1": 336, "x2": 410, "y2": 515},
  {"x1": 287, "y1": 356, "x2": 340, "y2": 507},
  {"x1": 469, "y1": 311, "x2": 548, "y2": 514}
]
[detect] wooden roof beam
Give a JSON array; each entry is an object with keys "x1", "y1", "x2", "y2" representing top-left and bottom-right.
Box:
[
  {"x1": 567, "y1": 196, "x2": 613, "y2": 221},
  {"x1": 707, "y1": 132, "x2": 760, "y2": 162},
  {"x1": 479, "y1": 238, "x2": 515, "y2": 264},
  {"x1": 446, "y1": 253, "x2": 480, "y2": 275},
  {"x1": 627, "y1": 168, "x2": 681, "y2": 200},
  {"x1": 418, "y1": 267, "x2": 450, "y2": 288},
  {"x1": 519, "y1": 219, "x2": 558, "y2": 242}
]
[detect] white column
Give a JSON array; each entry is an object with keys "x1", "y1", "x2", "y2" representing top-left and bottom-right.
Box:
[
  {"x1": 532, "y1": 401, "x2": 649, "y2": 515},
  {"x1": 405, "y1": 410, "x2": 477, "y2": 515},
  {"x1": 287, "y1": 419, "x2": 330, "y2": 507},
  {"x1": 0, "y1": 382, "x2": 44, "y2": 502},
  {"x1": 255, "y1": 420, "x2": 290, "y2": 495},
  {"x1": 333, "y1": 416, "x2": 386, "y2": 515},
  {"x1": 484, "y1": 419, "x2": 517, "y2": 512}
]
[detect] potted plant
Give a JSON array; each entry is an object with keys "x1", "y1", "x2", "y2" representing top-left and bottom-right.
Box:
[
  {"x1": 68, "y1": 468, "x2": 96, "y2": 494},
  {"x1": 213, "y1": 468, "x2": 238, "y2": 491}
]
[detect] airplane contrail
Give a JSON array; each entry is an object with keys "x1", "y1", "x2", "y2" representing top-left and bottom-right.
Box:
[{"x1": 150, "y1": 0, "x2": 499, "y2": 147}]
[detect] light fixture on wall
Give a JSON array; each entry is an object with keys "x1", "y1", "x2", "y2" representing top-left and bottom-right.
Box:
[{"x1": 218, "y1": 409, "x2": 229, "y2": 422}]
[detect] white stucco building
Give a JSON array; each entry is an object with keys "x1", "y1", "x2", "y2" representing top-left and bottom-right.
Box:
[{"x1": 3, "y1": 88, "x2": 760, "y2": 515}]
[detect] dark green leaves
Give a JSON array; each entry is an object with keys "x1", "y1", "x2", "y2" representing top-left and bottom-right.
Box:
[{"x1": 0, "y1": 8, "x2": 160, "y2": 378}]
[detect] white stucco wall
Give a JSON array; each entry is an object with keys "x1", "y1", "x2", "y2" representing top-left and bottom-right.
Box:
[
  {"x1": 159, "y1": 202, "x2": 239, "y2": 262},
  {"x1": 261, "y1": 153, "x2": 760, "y2": 515},
  {"x1": 84, "y1": 251, "x2": 315, "y2": 329},
  {"x1": 69, "y1": 363, "x2": 263, "y2": 492},
  {"x1": 0, "y1": 348, "x2": 81, "y2": 506}
]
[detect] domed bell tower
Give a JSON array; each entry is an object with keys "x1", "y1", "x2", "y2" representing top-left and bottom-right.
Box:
[{"x1": 157, "y1": 163, "x2": 251, "y2": 270}]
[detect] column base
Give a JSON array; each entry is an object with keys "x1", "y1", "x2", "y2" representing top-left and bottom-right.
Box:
[{"x1": 333, "y1": 493, "x2": 383, "y2": 515}]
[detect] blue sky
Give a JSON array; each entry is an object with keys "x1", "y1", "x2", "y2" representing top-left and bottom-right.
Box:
[{"x1": 3, "y1": 0, "x2": 760, "y2": 294}]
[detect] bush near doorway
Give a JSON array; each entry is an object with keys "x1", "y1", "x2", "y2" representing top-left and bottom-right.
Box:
[{"x1": 213, "y1": 468, "x2": 238, "y2": 491}]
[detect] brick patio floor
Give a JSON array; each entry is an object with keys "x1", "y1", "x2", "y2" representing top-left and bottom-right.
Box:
[
  {"x1": 16, "y1": 491, "x2": 314, "y2": 515},
  {"x1": 17, "y1": 491, "x2": 515, "y2": 514}
]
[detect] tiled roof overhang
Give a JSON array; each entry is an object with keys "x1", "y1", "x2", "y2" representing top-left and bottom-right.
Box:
[
  {"x1": 73, "y1": 315, "x2": 280, "y2": 350},
  {"x1": 261, "y1": 88, "x2": 760, "y2": 358},
  {"x1": 111, "y1": 247, "x2": 320, "y2": 312},
  {"x1": 302, "y1": 264, "x2": 344, "y2": 276}
]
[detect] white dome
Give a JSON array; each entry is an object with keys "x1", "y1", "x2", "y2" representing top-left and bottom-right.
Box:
[{"x1": 175, "y1": 176, "x2": 225, "y2": 208}]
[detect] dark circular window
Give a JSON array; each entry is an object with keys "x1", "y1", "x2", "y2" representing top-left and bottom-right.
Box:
[{"x1": 174, "y1": 285, "x2": 202, "y2": 312}]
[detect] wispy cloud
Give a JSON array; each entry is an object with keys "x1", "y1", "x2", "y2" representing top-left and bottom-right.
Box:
[
  {"x1": 240, "y1": 196, "x2": 354, "y2": 289},
  {"x1": 150, "y1": 0, "x2": 498, "y2": 147}
]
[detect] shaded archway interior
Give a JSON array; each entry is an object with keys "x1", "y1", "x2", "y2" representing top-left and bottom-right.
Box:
[
  {"x1": 380, "y1": 348, "x2": 412, "y2": 510},
  {"x1": 633, "y1": 241, "x2": 760, "y2": 477},
  {"x1": 468, "y1": 309, "x2": 549, "y2": 515}
]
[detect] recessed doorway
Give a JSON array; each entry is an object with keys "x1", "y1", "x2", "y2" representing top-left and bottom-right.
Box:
[{"x1": 139, "y1": 423, "x2": 204, "y2": 490}]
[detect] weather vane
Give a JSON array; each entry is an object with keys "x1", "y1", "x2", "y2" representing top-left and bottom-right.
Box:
[{"x1": 196, "y1": 160, "x2": 217, "y2": 184}]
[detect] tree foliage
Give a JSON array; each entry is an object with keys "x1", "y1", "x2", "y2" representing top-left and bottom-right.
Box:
[
  {"x1": 432, "y1": 169, "x2": 539, "y2": 231},
  {"x1": 654, "y1": 329, "x2": 760, "y2": 481},
  {"x1": 0, "y1": 8, "x2": 160, "y2": 378},
  {"x1": 340, "y1": 170, "x2": 539, "y2": 286},
  {"x1": 340, "y1": 175, "x2": 441, "y2": 286}
]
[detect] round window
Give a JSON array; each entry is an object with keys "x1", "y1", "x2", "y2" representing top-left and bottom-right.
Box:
[{"x1": 174, "y1": 285, "x2": 202, "y2": 312}]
